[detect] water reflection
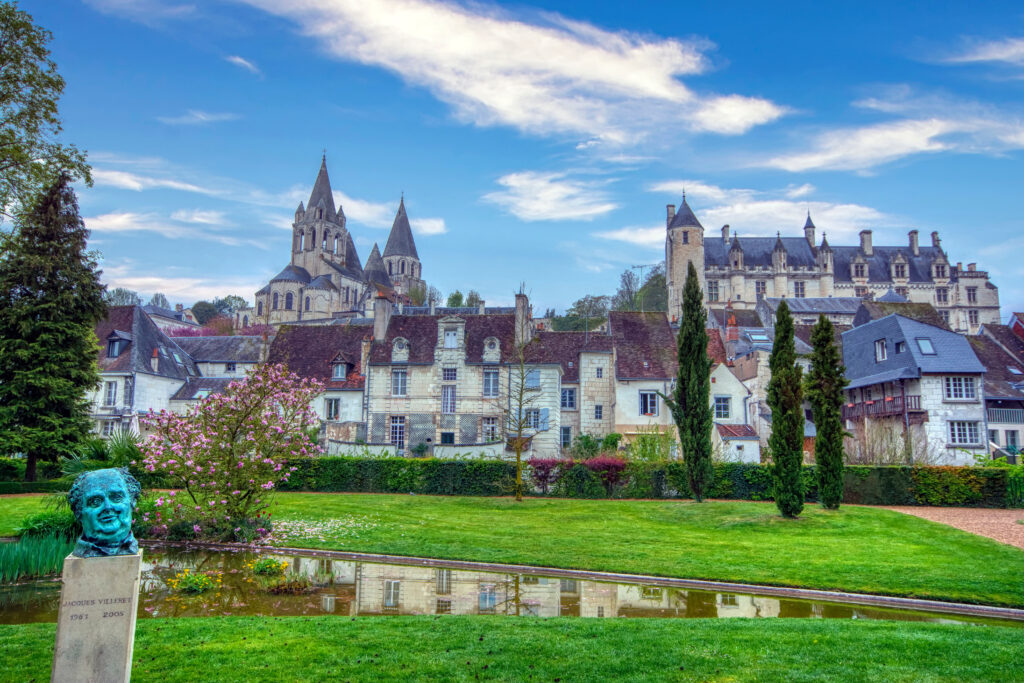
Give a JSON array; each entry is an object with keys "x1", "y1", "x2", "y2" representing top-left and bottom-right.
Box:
[{"x1": 0, "y1": 548, "x2": 1013, "y2": 627}]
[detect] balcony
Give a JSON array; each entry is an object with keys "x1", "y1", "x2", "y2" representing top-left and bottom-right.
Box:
[
  {"x1": 988, "y1": 408, "x2": 1024, "y2": 424},
  {"x1": 842, "y1": 395, "x2": 921, "y2": 421}
]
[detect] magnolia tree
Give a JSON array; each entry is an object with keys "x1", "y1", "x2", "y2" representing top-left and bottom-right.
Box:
[{"x1": 139, "y1": 364, "x2": 323, "y2": 538}]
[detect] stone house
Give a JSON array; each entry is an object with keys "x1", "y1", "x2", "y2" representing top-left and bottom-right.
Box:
[
  {"x1": 142, "y1": 304, "x2": 199, "y2": 332},
  {"x1": 969, "y1": 327, "x2": 1024, "y2": 459},
  {"x1": 841, "y1": 314, "x2": 987, "y2": 465},
  {"x1": 167, "y1": 335, "x2": 270, "y2": 413}
]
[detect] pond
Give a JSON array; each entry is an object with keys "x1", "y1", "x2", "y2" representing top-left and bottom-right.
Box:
[{"x1": 0, "y1": 546, "x2": 1019, "y2": 627}]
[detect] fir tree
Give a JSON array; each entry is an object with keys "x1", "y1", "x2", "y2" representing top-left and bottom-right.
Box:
[
  {"x1": 662, "y1": 262, "x2": 713, "y2": 501},
  {"x1": 0, "y1": 176, "x2": 107, "y2": 480},
  {"x1": 805, "y1": 314, "x2": 848, "y2": 509},
  {"x1": 767, "y1": 299, "x2": 804, "y2": 517}
]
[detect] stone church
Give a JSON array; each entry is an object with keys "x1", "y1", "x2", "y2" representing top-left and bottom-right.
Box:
[
  {"x1": 242, "y1": 156, "x2": 425, "y2": 326},
  {"x1": 665, "y1": 196, "x2": 1000, "y2": 334}
]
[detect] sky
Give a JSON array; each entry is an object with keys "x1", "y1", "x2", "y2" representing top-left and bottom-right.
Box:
[{"x1": 27, "y1": 0, "x2": 1024, "y2": 317}]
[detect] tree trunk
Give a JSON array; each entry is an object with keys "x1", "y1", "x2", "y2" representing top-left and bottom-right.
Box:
[{"x1": 25, "y1": 453, "x2": 37, "y2": 482}]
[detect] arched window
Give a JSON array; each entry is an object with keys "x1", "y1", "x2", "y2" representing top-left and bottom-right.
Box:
[
  {"x1": 309, "y1": 229, "x2": 316, "y2": 249},
  {"x1": 243, "y1": 315, "x2": 249, "y2": 328},
  {"x1": 285, "y1": 293, "x2": 294, "y2": 310},
  {"x1": 298, "y1": 233, "x2": 304, "y2": 251},
  {"x1": 322, "y1": 232, "x2": 329, "y2": 251},
  {"x1": 257, "y1": 302, "x2": 263, "y2": 316},
  {"x1": 335, "y1": 235, "x2": 341, "y2": 253},
  {"x1": 400, "y1": 260, "x2": 406, "y2": 274},
  {"x1": 388, "y1": 261, "x2": 393, "y2": 275},
  {"x1": 318, "y1": 208, "x2": 323, "y2": 219},
  {"x1": 305, "y1": 296, "x2": 310, "y2": 311},
  {"x1": 272, "y1": 293, "x2": 279, "y2": 310},
  {"x1": 344, "y1": 287, "x2": 349, "y2": 304},
  {"x1": 411, "y1": 263, "x2": 416, "y2": 278}
]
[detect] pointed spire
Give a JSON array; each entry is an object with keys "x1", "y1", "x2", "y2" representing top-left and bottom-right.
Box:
[
  {"x1": 804, "y1": 211, "x2": 815, "y2": 229},
  {"x1": 306, "y1": 155, "x2": 338, "y2": 221},
  {"x1": 820, "y1": 232, "x2": 832, "y2": 252},
  {"x1": 668, "y1": 193, "x2": 703, "y2": 229},
  {"x1": 343, "y1": 232, "x2": 363, "y2": 274},
  {"x1": 383, "y1": 196, "x2": 419, "y2": 259},
  {"x1": 363, "y1": 243, "x2": 392, "y2": 288},
  {"x1": 773, "y1": 231, "x2": 786, "y2": 252},
  {"x1": 729, "y1": 232, "x2": 742, "y2": 252}
]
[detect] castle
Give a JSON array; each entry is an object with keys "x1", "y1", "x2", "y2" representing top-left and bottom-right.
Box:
[
  {"x1": 664, "y1": 196, "x2": 1000, "y2": 334},
  {"x1": 239, "y1": 156, "x2": 425, "y2": 327}
]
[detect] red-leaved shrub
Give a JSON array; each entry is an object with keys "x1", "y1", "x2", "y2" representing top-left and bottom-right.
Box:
[
  {"x1": 526, "y1": 457, "x2": 563, "y2": 494},
  {"x1": 582, "y1": 456, "x2": 628, "y2": 495}
]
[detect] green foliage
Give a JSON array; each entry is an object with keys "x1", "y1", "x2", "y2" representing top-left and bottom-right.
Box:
[
  {"x1": 601, "y1": 433, "x2": 622, "y2": 451},
  {"x1": 445, "y1": 290, "x2": 464, "y2": 307},
  {"x1": 625, "y1": 426, "x2": 674, "y2": 462},
  {"x1": 167, "y1": 569, "x2": 221, "y2": 594},
  {"x1": 213, "y1": 295, "x2": 248, "y2": 316},
  {"x1": 0, "y1": 457, "x2": 26, "y2": 480},
  {"x1": 465, "y1": 290, "x2": 483, "y2": 308},
  {"x1": 0, "y1": 3, "x2": 90, "y2": 218},
  {"x1": 767, "y1": 299, "x2": 804, "y2": 517},
  {"x1": 1009, "y1": 467, "x2": 1024, "y2": 508},
  {"x1": 104, "y1": 287, "x2": 142, "y2": 306},
  {"x1": 190, "y1": 300, "x2": 219, "y2": 324},
  {"x1": 550, "y1": 294, "x2": 610, "y2": 331},
  {"x1": 249, "y1": 557, "x2": 288, "y2": 576},
  {"x1": 570, "y1": 433, "x2": 602, "y2": 459},
  {"x1": 0, "y1": 177, "x2": 106, "y2": 481},
  {"x1": 0, "y1": 480, "x2": 65, "y2": 494},
  {"x1": 280, "y1": 457, "x2": 516, "y2": 497},
  {"x1": 0, "y1": 534, "x2": 74, "y2": 583},
  {"x1": 805, "y1": 315, "x2": 847, "y2": 509},
  {"x1": 552, "y1": 464, "x2": 606, "y2": 499},
  {"x1": 908, "y1": 467, "x2": 992, "y2": 507},
  {"x1": 662, "y1": 262, "x2": 713, "y2": 501},
  {"x1": 15, "y1": 507, "x2": 78, "y2": 540}
]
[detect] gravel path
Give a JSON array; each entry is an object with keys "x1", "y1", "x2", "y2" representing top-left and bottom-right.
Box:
[{"x1": 883, "y1": 506, "x2": 1024, "y2": 549}]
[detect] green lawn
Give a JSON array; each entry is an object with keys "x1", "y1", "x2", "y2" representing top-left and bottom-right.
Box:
[
  {"x1": 0, "y1": 494, "x2": 50, "y2": 536},
  {"x1": 3, "y1": 616, "x2": 1022, "y2": 682}
]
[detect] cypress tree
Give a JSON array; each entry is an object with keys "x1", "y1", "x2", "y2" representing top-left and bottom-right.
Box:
[
  {"x1": 0, "y1": 176, "x2": 107, "y2": 480},
  {"x1": 662, "y1": 261, "x2": 713, "y2": 501},
  {"x1": 767, "y1": 300, "x2": 804, "y2": 517},
  {"x1": 805, "y1": 314, "x2": 848, "y2": 509}
]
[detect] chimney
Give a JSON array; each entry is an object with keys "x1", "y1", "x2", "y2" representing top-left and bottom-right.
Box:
[
  {"x1": 478, "y1": 300, "x2": 486, "y2": 315},
  {"x1": 429, "y1": 299, "x2": 435, "y2": 315},
  {"x1": 150, "y1": 348, "x2": 159, "y2": 373},
  {"x1": 175, "y1": 303, "x2": 183, "y2": 312},
  {"x1": 931, "y1": 231, "x2": 941, "y2": 249},
  {"x1": 859, "y1": 230, "x2": 873, "y2": 256},
  {"x1": 726, "y1": 314, "x2": 739, "y2": 343},
  {"x1": 956, "y1": 262, "x2": 962, "y2": 274},
  {"x1": 909, "y1": 230, "x2": 919, "y2": 256},
  {"x1": 373, "y1": 295, "x2": 392, "y2": 341},
  {"x1": 360, "y1": 335, "x2": 371, "y2": 376},
  {"x1": 666, "y1": 204, "x2": 675, "y2": 228},
  {"x1": 968, "y1": 263, "x2": 976, "y2": 272},
  {"x1": 722, "y1": 224, "x2": 730, "y2": 245},
  {"x1": 515, "y1": 292, "x2": 532, "y2": 347}
]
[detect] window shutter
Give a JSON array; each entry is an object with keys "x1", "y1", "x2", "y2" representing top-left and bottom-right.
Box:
[{"x1": 539, "y1": 408, "x2": 549, "y2": 431}]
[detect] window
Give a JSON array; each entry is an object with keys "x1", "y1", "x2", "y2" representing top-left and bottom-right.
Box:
[
  {"x1": 525, "y1": 409, "x2": 540, "y2": 429},
  {"x1": 969, "y1": 310, "x2": 979, "y2": 325},
  {"x1": 944, "y1": 376, "x2": 977, "y2": 400},
  {"x1": 936, "y1": 287, "x2": 948, "y2": 304},
  {"x1": 594, "y1": 404, "x2": 603, "y2": 420},
  {"x1": 639, "y1": 391, "x2": 658, "y2": 416},
  {"x1": 639, "y1": 586, "x2": 663, "y2": 600},
  {"x1": 272, "y1": 293, "x2": 279, "y2": 310},
  {"x1": 436, "y1": 569, "x2": 451, "y2": 595},
  {"x1": 794, "y1": 281, "x2": 806, "y2": 298},
  {"x1": 560, "y1": 579, "x2": 579, "y2": 593},
  {"x1": 721, "y1": 594, "x2": 739, "y2": 607},
  {"x1": 935, "y1": 264, "x2": 947, "y2": 278},
  {"x1": 597, "y1": 606, "x2": 605, "y2": 617},
  {"x1": 560, "y1": 388, "x2": 576, "y2": 409},
  {"x1": 479, "y1": 585, "x2": 497, "y2": 613},
  {"x1": 440, "y1": 432, "x2": 455, "y2": 445},
  {"x1": 854, "y1": 263, "x2": 866, "y2": 278},
  {"x1": 894, "y1": 264, "x2": 906, "y2": 279},
  {"x1": 101, "y1": 421, "x2": 117, "y2": 437},
  {"x1": 391, "y1": 369, "x2": 407, "y2": 396},
  {"x1": 855, "y1": 286, "x2": 868, "y2": 298},
  {"x1": 707, "y1": 280, "x2": 719, "y2": 302},
  {"x1": 325, "y1": 398, "x2": 340, "y2": 420},
  {"x1": 1007, "y1": 431, "x2": 1019, "y2": 449},
  {"x1": 940, "y1": 310, "x2": 950, "y2": 324},
  {"x1": 755, "y1": 281, "x2": 766, "y2": 297},
  {"x1": 990, "y1": 430, "x2": 999, "y2": 445},
  {"x1": 483, "y1": 370, "x2": 499, "y2": 398},
  {"x1": 436, "y1": 599, "x2": 452, "y2": 614},
  {"x1": 967, "y1": 287, "x2": 977, "y2": 303},
  {"x1": 442, "y1": 367, "x2": 457, "y2": 381},
  {"x1": 388, "y1": 261, "x2": 393, "y2": 275},
  {"x1": 560, "y1": 426, "x2": 572, "y2": 449},
  {"x1": 344, "y1": 287, "x2": 349, "y2": 304},
  {"x1": 107, "y1": 340, "x2": 121, "y2": 357},
  {"x1": 483, "y1": 417, "x2": 499, "y2": 441},
  {"x1": 225, "y1": 362, "x2": 236, "y2": 372},
  {"x1": 874, "y1": 339, "x2": 887, "y2": 362},
  {"x1": 333, "y1": 364, "x2": 345, "y2": 379},
  {"x1": 442, "y1": 385, "x2": 456, "y2": 414},
  {"x1": 257, "y1": 301, "x2": 263, "y2": 316},
  {"x1": 401, "y1": 260, "x2": 406, "y2": 274},
  {"x1": 917, "y1": 338, "x2": 935, "y2": 354},
  {"x1": 714, "y1": 396, "x2": 731, "y2": 419},
  {"x1": 384, "y1": 580, "x2": 400, "y2": 608},
  {"x1": 949, "y1": 421, "x2": 980, "y2": 445},
  {"x1": 103, "y1": 381, "x2": 117, "y2": 406},
  {"x1": 596, "y1": 367, "x2": 603, "y2": 378},
  {"x1": 285, "y1": 293, "x2": 293, "y2": 310},
  {"x1": 444, "y1": 328, "x2": 458, "y2": 348},
  {"x1": 895, "y1": 287, "x2": 908, "y2": 298},
  {"x1": 525, "y1": 369, "x2": 540, "y2": 389},
  {"x1": 895, "y1": 342, "x2": 906, "y2": 354},
  {"x1": 682, "y1": 231, "x2": 688, "y2": 244},
  {"x1": 390, "y1": 416, "x2": 406, "y2": 449},
  {"x1": 304, "y1": 296, "x2": 310, "y2": 311}
]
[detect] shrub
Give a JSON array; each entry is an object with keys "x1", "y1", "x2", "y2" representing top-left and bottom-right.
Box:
[
  {"x1": 601, "y1": 433, "x2": 623, "y2": 452},
  {"x1": 167, "y1": 569, "x2": 221, "y2": 594},
  {"x1": 582, "y1": 456, "x2": 628, "y2": 495},
  {"x1": 526, "y1": 458, "x2": 562, "y2": 494},
  {"x1": 16, "y1": 509, "x2": 79, "y2": 541},
  {"x1": 552, "y1": 464, "x2": 605, "y2": 499},
  {"x1": 0, "y1": 481, "x2": 67, "y2": 494},
  {"x1": 249, "y1": 557, "x2": 288, "y2": 576},
  {"x1": 1009, "y1": 466, "x2": 1024, "y2": 508},
  {"x1": 0, "y1": 457, "x2": 26, "y2": 480},
  {"x1": 570, "y1": 434, "x2": 603, "y2": 459}
]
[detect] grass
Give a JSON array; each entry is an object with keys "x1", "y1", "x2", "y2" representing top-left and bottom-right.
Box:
[
  {"x1": 0, "y1": 494, "x2": 49, "y2": 536},
  {"x1": 2, "y1": 616, "x2": 1022, "y2": 681},
  {"x1": 0, "y1": 535, "x2": 74, "y2": 583},
  {"x1": 264, "y1": 493, "x2": 1024, "y2": 607}
]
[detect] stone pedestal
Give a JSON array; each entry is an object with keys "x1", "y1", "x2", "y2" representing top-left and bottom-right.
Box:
[{"x1": 51, "y1": 551, "x2": 142, "y2": 683}]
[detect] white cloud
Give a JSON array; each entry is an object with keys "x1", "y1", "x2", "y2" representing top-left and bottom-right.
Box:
[
  {"x1": 593, "y1": 224, "x2": 664, "y2": 248},
  {"x1": 86, "y1": 211, "x2": 267, "y2": 248},
  {"x1": 412, "y1": 217, "x2": 447, "y2": 235},
  {"x1": 236, "y1": 0, "x2": 785, "y2": 143},
  {"x1": 333, "y1": 191, "x2": 393, "y2": 228},
  {"x1": 93, "y1": 168, "x2": 220, "y2": 195},
  {"x1": 84, "y1": 0, "x2": 196, "y2": 24},
  {"x1": 946, "y1": 38, "x2": 1024, "y2": 66},
  {"x1": 157, "y1": 110, "x2": 240, "y2": 125},
  {"x1": 102, "y1": 264, "x2": 264, "y2": 304},
  {"x1": 784, "y1": 183, "x2": 815, "y2": 199},
  {"x1": 170, "y1": 209, "x2": 228, "y2": 225},
  {"x1": 483, "y1": 171, "x2": 618, "y2": 221},
  {"x1": 225, "y1": 55, "x2": 261, "y2": 75}
]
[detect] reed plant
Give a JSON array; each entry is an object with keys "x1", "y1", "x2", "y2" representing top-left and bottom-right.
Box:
[{"x1": 0, "y1": 535, "x2": 74, "y2": 583}]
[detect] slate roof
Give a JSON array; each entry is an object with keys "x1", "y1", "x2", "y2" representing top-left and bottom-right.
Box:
[
  {"x1": 270, "y1": 264, "x2": 312, "y2": 284},
  {"x1": 716, "y1": 424, "x2": 758, "y2": 439},
  {"x1": 383, "y1": 198, "x2": 419, "y2": 259},
  {"x1": 967, "y1": 336, "x2": 1024, "y2": 400},
  {"x1": 305, "y1": 156, "x2": 340, "y2": 223},
  {"x1": 170, "y1": 378, "x2": 235, "y2": 401},
  {"x1": 267, "y1": 324, "x2": 367, "y2": 390},
  {"x1": 708, "y1": 307, "x2": 762, "y2": 328},
  {"x1": 525, "y1": 331, "x2": 614, "y2": 382},
  {"x1": 765, "y1": 297, "x2": 862, "y2": 315},
  {"x1": 96, "y1": 306, "x2": 197, "y2": 379},
  {"x1": 307, "y1": 274, "x2": 338, "y2": 291},
  {"x1": 981, "y1": 324, "x2": 1024, "y2": 362},
  {"x1": 668, "y1": 196, "x2": 703, "y2": 229},
  {"x1": 706, "y1": 236, "x2": 818, "y2": 268},
  {"x1": 793, "y1": 324, "x2": 851, "y2": 356},
  {"x1": 169, "y1": 336, "x2": 265, "y2": 363},
  {"x1": 842, "y1": 314, "x2": 984, "y2": 390},
  {"x1": 609, "y1": 312, "x2": 678, "y2": 379},
  {"x1": 853, "y1": 301, "x2": 948, "y2": 330},
  {"x1": 142, "y1": 304, "x2": 196, "y2": 324},
  {"x1": 362, "y1": 244, "x2": 393, "y2": 289},
  {"x1": 830, "y1": 245, "x2": 945, "y2": 284},
  {"x1": 877, "y1": 289, "x2": 909, "y2": 303}
]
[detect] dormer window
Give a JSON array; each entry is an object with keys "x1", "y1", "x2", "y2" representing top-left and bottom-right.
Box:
[
  {"x1": 107, "y1": 340, "x2": 121, "y2": 357},
  {"x1": 874, "y1": 339, "x2": 887, "y2": 362},
  {"x1": 444, "y1": 328, "x2": 457, "y2": 348},
  {"x1": 894, "y1": 264, "x2": 906, "y2": 279},
  {"x1": 332, "y1": 364, "x2": 346, "y2": 379},
  {"x1": 935, "y1": 264, "x2": 947, "y2": 278},
  {"x1": 854, "y1": 264, "x2": 866, "y2": 278}
]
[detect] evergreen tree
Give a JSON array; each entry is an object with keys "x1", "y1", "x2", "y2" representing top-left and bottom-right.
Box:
[
  {"x1": 805, "y1": 314, "x2": 848, "y2": 509},
  {"x1": 148, "y1": 292, "x2": 170, "y2": 309},
  {"x1": 0, "y1": 177, "x2": 107, "y2": 480},
  {"x1": 767, "y1": 300, "x2": 804, "y2": 517},
  {"x1": 661, "y1": 262, "x2": 713, "y2": 501}
]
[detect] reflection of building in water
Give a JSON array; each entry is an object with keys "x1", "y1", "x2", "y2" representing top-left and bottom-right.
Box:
[{"x1": 717, "y1": 593, "x2": 781, "y2": 619}]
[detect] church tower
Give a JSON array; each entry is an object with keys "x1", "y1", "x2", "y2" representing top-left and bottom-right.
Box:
[
  {"x1": 291, "y1": 155, "x2": 350, "y2": 274},
  {"x1": 665, "y1": 195, "x2": 706, "y2": 322},
  {"x1": 382, "y1": 197, "x2": 424, "y2": 298}
]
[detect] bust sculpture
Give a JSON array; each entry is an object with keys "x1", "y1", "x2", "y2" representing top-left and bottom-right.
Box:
[{"x1": 68, "y1": 468, "x2": 142, "y2": 558}]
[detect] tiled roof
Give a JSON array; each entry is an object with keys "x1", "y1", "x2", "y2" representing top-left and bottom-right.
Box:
[
  {"x1": 792, "y1": 323, "x2": 851, "y2": 356},
  {"x1": 609, "y1": 312, "x2": 677, "y2": 379},
  {"x1": 968, "y1": 336, "x2": 1024, "y2": 399},
  {"x1": 716, "y1": 423, "x2": 758, "y2": 439},
  {"x1": 170, "y1": 378, "x2": 235, "y2": 401},
  {"x1": 854, "y1": 301, "x2": 949, "y2": 330},
  {"x1": 765, "y1": 297, "x2": 862, "y2": 315},
  {"x1": 267, "y1": 324, "x2": 367, "y2": 389},
  {"x1": 368, "y1": 315, "x2": 438, "y2": 365},
  {"x1": 170, "y1": 336, "x2": 265, "y2": 363},
  {"x1": 706, "y1": 327, "x2": 727, "y2": 365},
  {"x1": 96, "y1": 306, "x2": 198, "y2": 379},
  {"x1": 708, "y1": 307, "x2": 762, "y2": 328},
  {"x1": 982, "y1": 324, "x2": 1024, "y2": 362},
  {"x1": 464, "y1": 315, "x2": 517, "y2": 364},
  {"x1": 383, "y1": 198, "x2": 419, "y2": 259},
  {"x1": 525, "y1": 330, "x2": 613, "y2": 382},
  {"x1": 668, "y1": 197, "x2": 703, "y2": 229}
]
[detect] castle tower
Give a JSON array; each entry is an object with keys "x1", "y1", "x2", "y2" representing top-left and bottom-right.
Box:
[
  {"x1": 665, "y1": 194, "x2": 705, "y2": 321},
  {"x1": 291, "y1": 155, "x2": 349, "y2": 274},
  {"x1": 382, "y1": 197, "x2": 424, "y2": 298}
]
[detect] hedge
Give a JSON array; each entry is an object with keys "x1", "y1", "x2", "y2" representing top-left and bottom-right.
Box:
[
  {"x1": 0, "y1": 482, "x2": 68, "y2": 495},
  {"x1": 274, "y1": 457, "x2": 1023, "y2": 507}
]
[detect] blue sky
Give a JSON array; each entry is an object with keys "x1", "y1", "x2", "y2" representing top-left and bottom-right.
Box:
[{"x1": 30, "y1": 0, "x2": 1024, "y2": 316}]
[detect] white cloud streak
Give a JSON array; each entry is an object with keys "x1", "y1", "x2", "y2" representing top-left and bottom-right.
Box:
[
  {"x1": 225, "y1": 55, "x2": 261, "y2": 74},
  {"x1": 483, "y1": 171, "x2": 618, "y2": 221},
  {"x1": 945, "y1": 37, "x2": 1024, "y2": 66},
  {"x1": 157, "y1": 110, "x2": 240, "y2": 125},
  {"x1": 236, "y1": 0, "x2": 785, "y2": 144},
  {"x1": 86, "y1": 211, "x2": 267, "y2": 248},
  {"x1": 93, "y1": 168, "x2": 220, "y2": 195},
  {"x1": 102, "y1": 264, "x2": 264, "y2": 304},
  {"x1": 170, "y1": 209, "x2": 228, "y2": 225}
]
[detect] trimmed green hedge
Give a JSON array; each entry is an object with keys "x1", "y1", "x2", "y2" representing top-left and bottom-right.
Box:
[
  {"x1": 0, "y1": 482, "x2": 68, "y2": 495},
  {"x1": 280, "y1": 457, "x2": 515, "y2": 496}
]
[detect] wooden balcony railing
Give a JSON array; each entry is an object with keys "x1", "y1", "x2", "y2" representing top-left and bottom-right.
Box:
[
  {"x1": 987, "y1": 408, "x2": 1024, "y2": 424},
  {"x1": 842, "y1": 395, "x2": 921, "y2": 421}
]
